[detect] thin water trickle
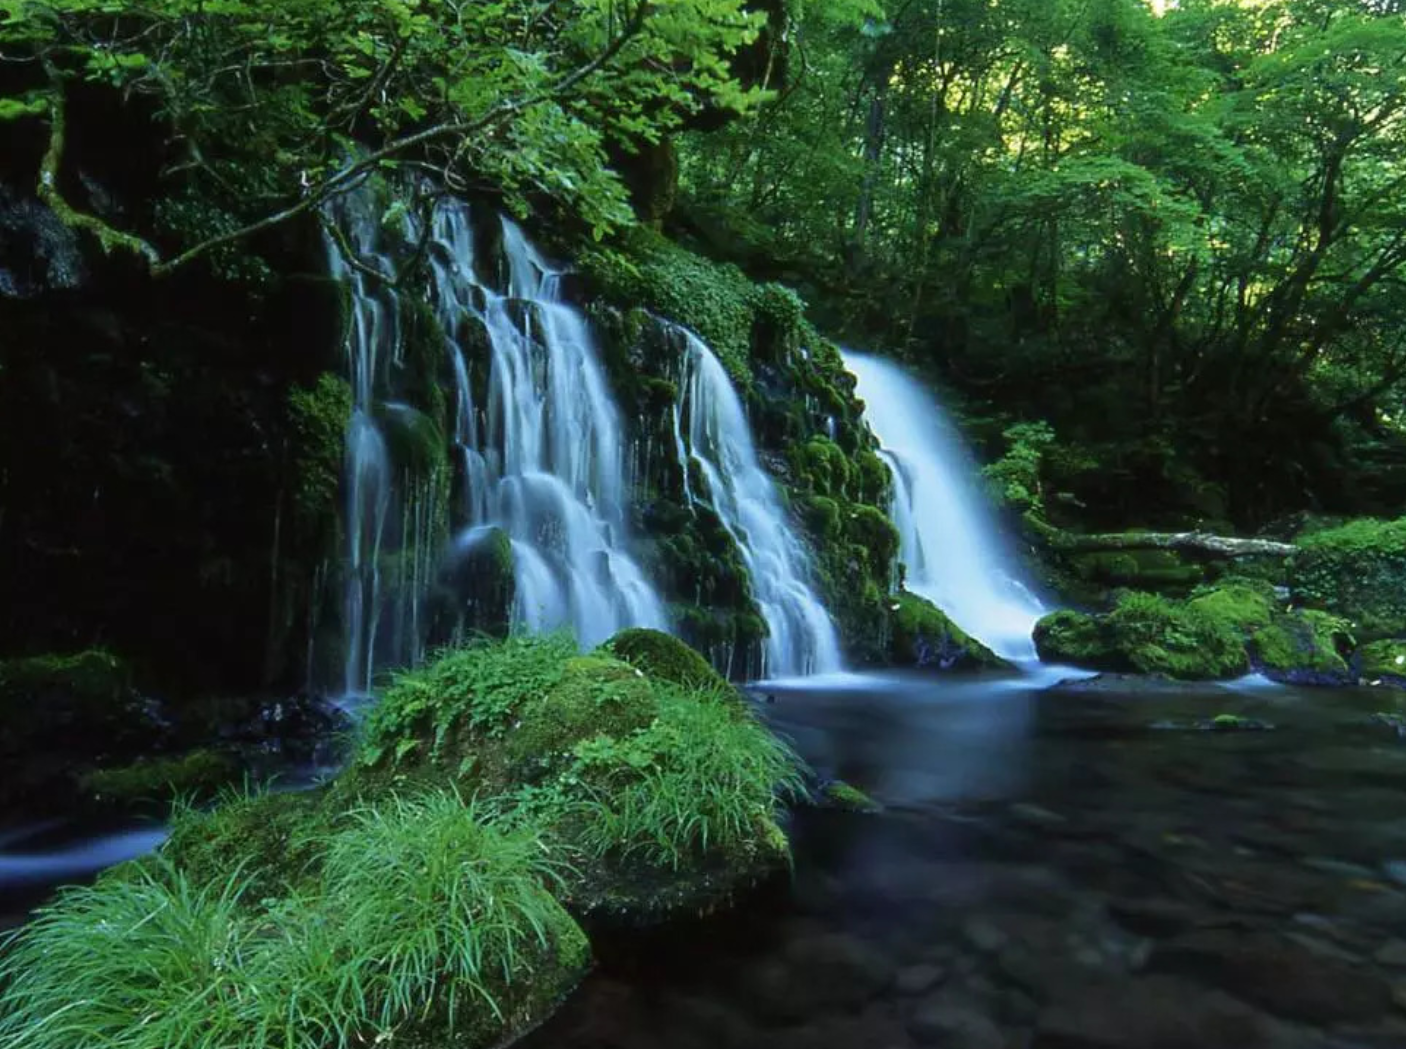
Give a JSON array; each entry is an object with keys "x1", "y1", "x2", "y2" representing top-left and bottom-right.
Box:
[{"x1": 843, "y1": 351, "x2": 1048, "y2": 662}]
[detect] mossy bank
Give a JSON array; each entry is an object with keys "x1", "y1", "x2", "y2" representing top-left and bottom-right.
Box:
[{"x1": 0, "y1": 631, "x2": 804, "y2": 1049}]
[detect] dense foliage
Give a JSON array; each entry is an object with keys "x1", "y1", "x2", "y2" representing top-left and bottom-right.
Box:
[
  {"x1": 678, "y1": 0, "x2": 1406, "y2": 527},
  {"x1": 0, "y1": 0, "x2": 774, "y2": 271}
]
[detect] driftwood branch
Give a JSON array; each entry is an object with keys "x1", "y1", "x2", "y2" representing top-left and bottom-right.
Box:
[{"x1": 1052, "y1": 530, "x2": 1296, "y2": 559}]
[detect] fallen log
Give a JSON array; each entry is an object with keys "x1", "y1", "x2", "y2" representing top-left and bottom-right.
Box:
[{"x1": 1053, "y1": 530, "x2": 1296, "y2": 559}]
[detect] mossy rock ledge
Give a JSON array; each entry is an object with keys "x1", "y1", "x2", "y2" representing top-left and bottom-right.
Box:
[
  {"x1": 1033, "y1": 582, "x2": 1354, "y2": 683},
  {"x1": 1289, "y1": 516, "x2": 1406, "y2": 641}
]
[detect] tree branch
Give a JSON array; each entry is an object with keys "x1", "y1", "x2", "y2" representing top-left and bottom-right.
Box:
[
  {"x1": 62, "y1": 3, "x2": 654, "y2": 278},
  {"x1": 36, "y1": 63, "x2": 161, "y2": 266}
]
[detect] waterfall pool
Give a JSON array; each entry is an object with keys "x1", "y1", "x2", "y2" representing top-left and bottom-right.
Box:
[
  {"x1": 5, "y1": 672, "x2": 1405, "y2": 1047},
  {"x1": 518, "y1": 671, "x2": 1406, "y2": 1049}
]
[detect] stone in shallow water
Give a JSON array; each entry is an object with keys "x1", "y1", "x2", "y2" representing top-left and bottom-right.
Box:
[
  {"x1": 1376, "y1": 940, "x2": 1406, "y2": 967},
  {"x1": 1148, "y1": 929, "x2": 1392, "y2": 1025},
  {"x1": 907, "y1": 991, "x2": 1005, "y2": 1048},
  {"x1": 895, "y1": 962, "x2": 949, "y2": 996},
  {"x1": 1031, "y1": 975, "x2": 1319, "y2": 1049}
]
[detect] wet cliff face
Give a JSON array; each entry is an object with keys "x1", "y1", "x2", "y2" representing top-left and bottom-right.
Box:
[
  {"x1": 581, "y1": 233, "x2": 899, "y2": 668},
  {"x1": 0, "y1": 92, "x2": 343, "y2": 697},
  {"x1": 1, "y1": 81, "x2": 899, "y2": 695}
]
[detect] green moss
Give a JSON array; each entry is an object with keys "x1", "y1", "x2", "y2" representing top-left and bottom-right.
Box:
[
  {"x1": 603, "y1": 628, "x2": 730, "y2": 692},
  {"x1": 162, "y1": 788, "x2": 331, "y2": 900},
  {"x1": 1033, "y1": 609, "x2": 1112, "y2": 667},
  {"x1": 1290, "y1": 516, "x2": 1406, "y2": 639},
  {"x1": 787, "y1": 437, "x2": 852, "y2": 498},
  {"x1": 890, "y1": 592, "x2": 1009, "y2": 670},
  {"x1": 820, "y1": 781, "x2": 881, "y2": 812},
  {"x1": 79, "y1": 750, "x2": 240, "y2": 807},
  {"x1": 800, "y1": 494, "x2": 842, "y2": 537},
  {"x1": 286, "y1": 373, "x2": 352, "y2": 534},
  {"x1": 1252, "y1": 610, "x2": 1353, "y2": 679},
  {"x1": 579, "y1": 230, "x2": 757, "y2": 385},
  {"x1": 848, "y1": 504, "x2": 900, "y2": 570},
  {"x1": 1035, "y1": 591, "x2": 1248, "y2": 679},
  {"x1": 1105, "y1": 591, "x2": 1248, "y2": 678},
  {"x1": 1187, "y1": 581, "x2": 1276, "y2": 633},
  {"x1": 505, "y1": 656, "x2": 659, "y2": 773},
  {"x1": 1358, "y1": 639, "x2": 1406, "y2": 682},
  {"x1": 1037, "y1": 583, "x2": 1356, "y2": 683}
]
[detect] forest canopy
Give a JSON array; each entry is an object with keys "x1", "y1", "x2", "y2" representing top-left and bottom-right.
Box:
[
  {"x1": 4, "y1": 0, "x2": 1406, "y2": 526},
  {"x1": 679, "y1": 0, "x2": 1406, "y2": 526}
]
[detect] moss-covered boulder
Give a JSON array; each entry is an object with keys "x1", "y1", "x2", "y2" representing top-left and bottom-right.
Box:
[
  {"x1": 1251, "y1": 610, "x2": 1354, "y2": 685},
  {"x1": 1035, "y1": 591, "x2": 1249, "y2": 679},
  {"x1": 888, "y1": 592, "x2": 1009, "y2": 670},
  {"x1": 1290, "y1": 517, "x2": 1406, "y2": 640},
  {"x1": 1356, "y1": 639, "x2": 1406, "y2": 686},
  {"x1": 350, "y1": 635, "x2": 801, "y2": 923},
  {"x1": 1034, "y1": 583, "x2": 1355, "y2": 683},
  {"x1": 78, "y1": 749, "x2": 241, "y2": 810},
  {"x1": 602, "y1": 628, "x2": 731, "y2": 691}
]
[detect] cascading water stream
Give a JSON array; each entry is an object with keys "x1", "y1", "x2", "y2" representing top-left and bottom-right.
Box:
[
  {"x1": 423, "y1": 199, "x2": 666, "y2": 649},
  {"x1": 673, "y1": 327, "x2": 842, "y2": 678},
  {"x1": 325, "y1": 193, "x2": 445, "y2": 698},
  {"x1": 843, "y1": 351, "x2": 1047, "y2": 662}
]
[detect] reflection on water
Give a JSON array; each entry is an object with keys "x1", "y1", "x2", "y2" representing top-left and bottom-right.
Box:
[{"x1": 523, "y1": 671, "x2": 1406, "y2": 1049}]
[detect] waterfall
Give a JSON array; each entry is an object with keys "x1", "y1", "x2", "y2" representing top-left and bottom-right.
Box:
[
  {"x1": 422, "y1": 199, "x2": 666, "y2": 650},
  {"x1": 674, "y1": 327, "x2": 842, "y2": 678},
  {"x1": 843, "y1": 352, "x2": 1047, "y2": 662},
  {"x1": 324, "y1": 194, "x2": 445, "y2": 698}
]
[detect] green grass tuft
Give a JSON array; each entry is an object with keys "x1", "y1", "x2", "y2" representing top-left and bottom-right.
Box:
[
  {"x1": 568, "y1": 684, "x2": 805, "y2": 870},
  {"x1": 0, "y1": 789, "x2": 588, "y2": 1049}
]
